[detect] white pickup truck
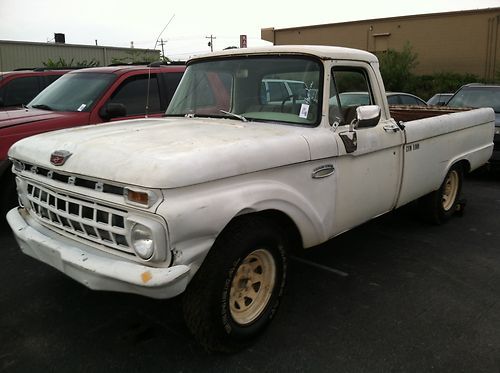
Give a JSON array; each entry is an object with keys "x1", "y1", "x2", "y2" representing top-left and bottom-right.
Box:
[{"x1": 6, "y1": 46, "x2": 494, "y2": 352}]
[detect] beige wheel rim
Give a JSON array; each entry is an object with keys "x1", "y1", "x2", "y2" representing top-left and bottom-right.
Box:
[
  {"x1": 442, "y1": 170, "x2": 459, "y2": 211},
  {"x1": 229, "y1": 248, "x2": 276, "y2": 325}
]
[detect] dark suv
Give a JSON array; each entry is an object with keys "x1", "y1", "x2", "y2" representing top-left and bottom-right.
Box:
[
  {"x1": 0, "y1": 68, "x2": 72, "y2": 109},
  {"x1": 0, "y1": 63, "x2": 185, "y2": 218},
  {"x1": 446, "y1": 83, "x2": 500, "y2": 167}
]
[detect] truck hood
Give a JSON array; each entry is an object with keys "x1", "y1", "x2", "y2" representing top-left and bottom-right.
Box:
[
  {"x1": 0, "y1": 107, "x2": 86, "y2": 130},
  {"x1": 9, "y1": 117, "x2": 315, "y2": 188}
]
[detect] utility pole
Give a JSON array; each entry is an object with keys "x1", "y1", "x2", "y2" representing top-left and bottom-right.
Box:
[
  {"x1": 159, "y1": 38, "x2": 166, "y2": 61},
  {"x1": 206, "y1": 34, "x2": 216, "y2": 52}
]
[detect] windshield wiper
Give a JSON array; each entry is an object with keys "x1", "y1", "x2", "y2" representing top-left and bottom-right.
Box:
[
  {"x1": 220, "y1": 110, "x2": 248, "y2": 122},
  {"x1": 31, "y1": 104, "x2": 53, "y2": 111}
]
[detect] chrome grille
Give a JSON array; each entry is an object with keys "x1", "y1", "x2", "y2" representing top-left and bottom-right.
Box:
[
  {"x1": 12, "y1": 159, "x2": 124, "y2": 196},
  {"x1": 25, "y1": 180, "x2": 133, "y2": 256}
]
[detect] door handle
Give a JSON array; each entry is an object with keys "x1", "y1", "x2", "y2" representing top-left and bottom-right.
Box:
[
  {"x1": 383, "y1": 124, "x2": 400, "y2": 133},
  {"x1": 312, "y1": 165, "x2": 335, "y2": 179}
]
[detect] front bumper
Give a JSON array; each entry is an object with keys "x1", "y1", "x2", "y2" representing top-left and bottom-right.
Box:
[{"x1": 7, "y1": 207, "x2": 191, "y2": 299}]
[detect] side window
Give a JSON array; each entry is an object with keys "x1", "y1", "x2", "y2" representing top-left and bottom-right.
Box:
[
  {"x1": 3, "y1": 77, "x2": 41, "y2": 107},
  {"x1": 109, "y1": 75, "x2": 161, "y2": 116},
  {"x1": 329, "y1": 68, "x2": 374, "y2": 126},
  {"x1": 44, "y1": 74, "x2": 63, "y2": 87},
  {"x1": 400, "y1": 94, "x2": 425, "y2": 106},
  {"x1": 161, "y1": 72, "x2": 183, "y2": 105},
  {"x1": 387, "y1": 95, "x2": 400, "y2": 105}
]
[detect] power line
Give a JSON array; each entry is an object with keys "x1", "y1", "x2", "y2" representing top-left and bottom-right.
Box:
[
  {"x1": 205, "y1": 34, "x2": 216, "y2": 52},
  {"x1": 159, "y1": 38, "x2": 167, "y2": 60}
]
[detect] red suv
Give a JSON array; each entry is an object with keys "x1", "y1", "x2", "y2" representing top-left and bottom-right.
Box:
[
  {"x1": 0, "y1": 68, "x2": 72, "y2": 109},
  {"x1": 0, "y1": 63, "x2": 185, "y2": 218}
]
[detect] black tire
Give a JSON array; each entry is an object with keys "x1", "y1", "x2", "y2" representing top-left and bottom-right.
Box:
[
  {"x1": 182, "y1": 216, "x2": 288, "y2": 353},
  {"x1": 418, "y1": 164, "x2": 463, "y2": 224},
  {"x1": 0, "y1": 170, "x2": 17, "y2": 224}
]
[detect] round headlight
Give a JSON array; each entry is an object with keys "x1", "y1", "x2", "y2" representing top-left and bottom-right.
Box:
[{"x1": 131, "y1": 223, "x2": 154, "y2": 260}]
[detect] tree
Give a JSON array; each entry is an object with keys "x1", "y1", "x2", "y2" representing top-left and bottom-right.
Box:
[
  {"x1": 376, "y1": 42, "x2": 418, "y2": 92},
  {"x1": 43, "y1": 57, "x2": 100, "y2": 68},
  {"x1": 110, "y1": 50, "x2": 160, "y2": 65}
]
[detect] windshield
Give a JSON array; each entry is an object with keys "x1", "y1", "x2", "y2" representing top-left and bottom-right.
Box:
[
  {"x1": 28, "y1": 72, "x2": 115, "y2": 112},
  {"x1": 166, "y1": 56, "x2": 323, "y2": 126},
  {"x1": 447, "y1": 86, "x2": 500, "y2": 113}
]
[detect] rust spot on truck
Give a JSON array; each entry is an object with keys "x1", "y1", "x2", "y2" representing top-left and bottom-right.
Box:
[{"x1": 141, "y1": 271, "x2": 152, "y2": 284}]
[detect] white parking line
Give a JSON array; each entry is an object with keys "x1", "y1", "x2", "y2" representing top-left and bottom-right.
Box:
[{"x1": 290, "y1": 255, "x2": 349, "y2": 277}]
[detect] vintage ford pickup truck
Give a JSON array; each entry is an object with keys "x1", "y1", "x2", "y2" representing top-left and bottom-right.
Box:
[{"x1": 6, "y1": 46, "x2": 495, "y2": 352}]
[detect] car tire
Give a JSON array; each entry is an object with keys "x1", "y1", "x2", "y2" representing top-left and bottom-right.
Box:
[
  {"x1": 182, "y1": 216, "x2": 288, "y2": 353},
  {"x1": 418, "y1": 164, "x2": 463, "y2": 224}
]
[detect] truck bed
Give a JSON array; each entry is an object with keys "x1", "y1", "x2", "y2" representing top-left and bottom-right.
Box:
[{"x1": 390, "y1": 105, "x2": 471, "y2": 123}]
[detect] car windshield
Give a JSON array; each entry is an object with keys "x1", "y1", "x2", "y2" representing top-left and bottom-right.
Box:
[
  {"x1": 447, "y1": 86, "x2": 500, "y2": 113},
  {"x1": 28, "y1": 72, "x2": 115, "y2": 112},
  {"x1": 166, "y1": 56, "x2": 322, "y2": 126}
]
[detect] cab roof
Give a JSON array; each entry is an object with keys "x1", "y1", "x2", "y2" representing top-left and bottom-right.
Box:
[{"x1": 189, "y1": 45, "x2": 379, "y2": 64}]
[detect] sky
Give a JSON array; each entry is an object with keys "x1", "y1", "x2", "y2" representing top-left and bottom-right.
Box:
[{"x1": 1, "y1": 0, "x2": 499, "y2": 61}]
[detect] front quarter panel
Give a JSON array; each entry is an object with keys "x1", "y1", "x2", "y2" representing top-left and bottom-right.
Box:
[{"x1": 159, "y1": 160, "x2": 339, "y2": 276}]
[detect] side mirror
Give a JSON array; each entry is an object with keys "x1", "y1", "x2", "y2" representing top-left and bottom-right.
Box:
[
  {"x1": 355, "y1": 105, "x2": 381, "y2": 129},
  {"x1": 99, "y1": 103, "x2": 127, "y2": 121}
]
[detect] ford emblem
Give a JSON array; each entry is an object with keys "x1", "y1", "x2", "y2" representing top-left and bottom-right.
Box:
[{"x1": 50, "y1": 150, "x2": 72, "y2": 166}]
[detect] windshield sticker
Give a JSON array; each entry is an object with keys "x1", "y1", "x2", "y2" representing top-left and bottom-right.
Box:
[
  {"x1": 299, "y1": 104, "x2": 309, "y2": 119},
  {"x1": 77, "y1": 104, "x2": 86, "y2": 112}
]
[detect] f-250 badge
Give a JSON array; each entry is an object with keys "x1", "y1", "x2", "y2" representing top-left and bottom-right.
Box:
[
  {"x1": 405, "y1": 143, "x2": 420, "y2": 152},
  {"x1": 50, "y1": 150, "x2": 72, "y2": 166}
]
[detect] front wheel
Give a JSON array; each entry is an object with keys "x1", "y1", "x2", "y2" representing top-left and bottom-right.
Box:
[
  {"x1": 182, "y1": 217, "x2": 288, "y2": 353},
  {"x1": 418, "y1": 164, "x2": 463, "y2": 224}
]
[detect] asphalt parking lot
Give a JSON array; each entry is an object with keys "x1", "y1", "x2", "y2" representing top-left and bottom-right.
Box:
[{"x1": 1, "y1": 170, "x2": 499, "y2": 372}]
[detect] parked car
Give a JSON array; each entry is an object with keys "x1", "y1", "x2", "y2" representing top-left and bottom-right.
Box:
[
  {"x1": 0, "y1": 68, "x2": 71, "y2": 109},
  {"x1": 0, "y1": 63, "x2": 185, "y2": 218},
  {"x1": 427, "y1": 93, "x2": 453, "y2": 106},
  {"x1": 446, "y1": 83, "x2": 500, "y2": 166},
  {"x1": 386, "y1": 92, "x2": 427, "y2": 106},
  {"x1": 261, "y1": 79, "x2": 308, "y2": 103}
]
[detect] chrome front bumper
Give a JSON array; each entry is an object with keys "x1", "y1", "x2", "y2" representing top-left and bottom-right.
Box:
[{"x1": 7, "y1": 207, "x2": 191, "y2": 299}]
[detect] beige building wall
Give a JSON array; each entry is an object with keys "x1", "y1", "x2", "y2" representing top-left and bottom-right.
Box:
[
  {"x1": 262, "y1": 8, "x2": 500, "y2": 80},
  {"x1": 0, "y1": 40, "x2": 160, "y2": 71}
]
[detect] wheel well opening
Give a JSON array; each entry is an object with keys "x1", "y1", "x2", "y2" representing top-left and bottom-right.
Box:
[
  {"x1": 223, "y1": 210, "x2": 303, "y2": 251},
  {"x1": 455, "y1": 159, "x2": 471, "y2": 174}
]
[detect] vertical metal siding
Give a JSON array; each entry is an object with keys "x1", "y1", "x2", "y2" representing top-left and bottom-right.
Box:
[{"x1": 0, "y1": 40, "x2": 160, "y2": 71}]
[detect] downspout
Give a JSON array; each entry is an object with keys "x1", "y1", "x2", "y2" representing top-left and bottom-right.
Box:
[
  {"x1": 485, "y1": 18, "x2": 492, "y2": 80},
  {"x1": 494, "y1": 15, "x2": 499, "y2": 81}
]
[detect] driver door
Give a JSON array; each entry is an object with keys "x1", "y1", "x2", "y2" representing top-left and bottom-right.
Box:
[{"x1": 329, "y1": 64, "x2": 405, "y2": 235}]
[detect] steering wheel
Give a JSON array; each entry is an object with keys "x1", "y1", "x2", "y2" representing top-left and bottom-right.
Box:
[{"x1": 280, "y1": 94, "x2": 297, "y2": 112}]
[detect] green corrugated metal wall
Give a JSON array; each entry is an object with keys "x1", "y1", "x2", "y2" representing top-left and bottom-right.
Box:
[{"x1": 0, "y1": 40, "x2": 160, "y2": 70}]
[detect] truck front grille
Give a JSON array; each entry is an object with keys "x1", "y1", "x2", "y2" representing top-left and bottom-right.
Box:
[
  {"x1": 25, "y1": 180, "x2": 134, "y2": 256},
  {"x1": 13, "y1": 159, "x2": 124, "y2": 196}
]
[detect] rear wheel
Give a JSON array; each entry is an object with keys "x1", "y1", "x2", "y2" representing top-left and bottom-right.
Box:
[
  {"x1": 418, "y1": 164, "x2": 463, "y2": 224},
  {"x1": 182, "y1": 216, "x2": 288, "y2": 353}
]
